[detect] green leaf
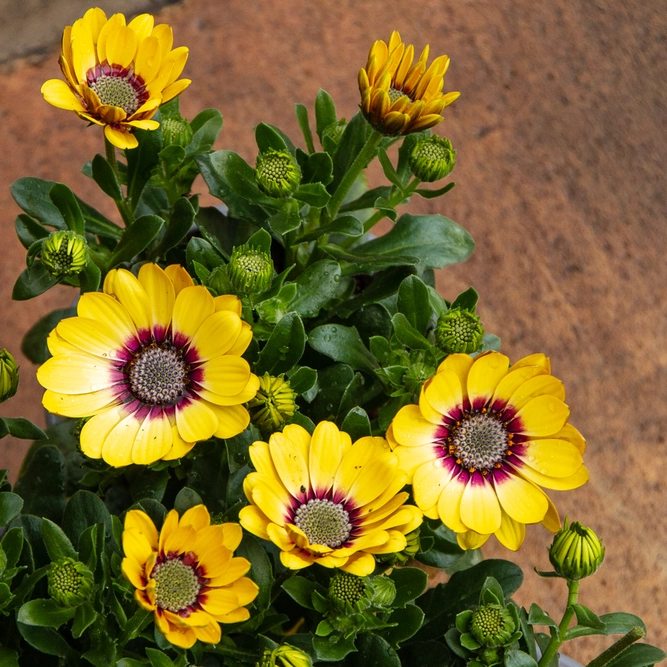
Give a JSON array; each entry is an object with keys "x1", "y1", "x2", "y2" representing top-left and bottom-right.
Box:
[
  {"x1": 604, "y1": 643, "x2": 667, "y2": 667},
  {"x1": 12, "y1": 262, "x2": 58, "y2": 300},
  {"x1": 572, "y1": 603, "x2": 605, "y2": 630},
  {"x1": 186, "y1": 237, "x2": 222, "y2": 273},
  {"x1": 301, "y1": 151, "x2": 334, "y2": 185},
  {"x1": 247, "y1": 227, "x2": 272, "y2": 254},
  {"x1": 71, "y1": 601, "x2": 97, "y2": 638},
  {"x1": 315, "y1": 89, "x2": 337, "y2": 141},
  {"x1": 347, "y1": 633, "x2": 400, "y2": 667},
  {"x1": 0, "y1": 492, "x2": 23, "y2": 527},
  {"x1": 17, "y1": 622, "x2": 78, "y2": 659},
  {"x1": 79, "y1": 199, "x2": 123, "y2": 239},
  {"x1": 295, "y1": 103, "x2": 316, "y2": 153},
  {"x1": 203, "y1": 150, "x2": 272, "y2": 205},
  {"x1": 173, "y1": 487, "x2": 203, "y2": 515},
  {"x1": 340, "y1": 407, "x2": 372, "y2": 440},
  {"x1": 41, "y1": 518, "x2": 77, "y2": 561},
  {"x1": 291, "y1": 259, "x2": 341, "y2": 318},
  {"x1": 397, "y1": 275, "x2": 432, "y2": 334},
  {"x1": 14, "y1": 446, "x2": 66, "y2": 522},
  {"x1": 256, "y1": 283, "x2": 298, "y2": 324},
  {"x1": 0, "y1": 647, "x2": 19, "y2": 667},
  {"x1": 378, "y1": 148, "x2": 404, "y2": 189},
  {"x1": 390, "y1": 567, "x2": 429, "y2": 607},
  {"x1": 339, "y1": 185, "x2": 393, "y2": 213},
  {"x1": 313, "y1": 633, "x2": 357, "y2": 662},
  {"x1": 381, "y1": 604, "x2": 425, "y2": 648},
  {"x1": 308, "y1": 324, "x2": 379, "y2": 373},
  {"x1": 293, "y1": 182, "x2": 331, "y2": 208},
  {"x1": 186, "y1": 108, "x2": 223, "y2": 157},
  {"x1": 337, "y1": 267, "x2": 414, "y2": 318},
  {"x1": 392, "y1": 312, "x2": 434, "y2": 351},
  {"x1": 330, "y1": 112, "x2": 372, "y2": 193},
  {"x1": 480, "y1": 333, "x2": 502, "y2": 352},
  {"x1": 527, "y1": 603, "x2": 558, "y2": 628},
  {"x1": 296, "y1": 214, "x2": 363, "y2": 243},
  {"x1": 18, "y1": 598, "x2": 76, "y2": 628},
  {"x1": 310, "y1": 363, "x2": 354, "y2": 422},
  {"x1": 281, "y1": 576, "x2": 322, "y2": 610},
  {"x1": 15, "y1": 214, "x2": 50, "y2": 249},
  {"x1": 10, "y1": 177, "x2": 66, "y2": 229},
  {"x1": 355, "y1": 212, "x2": 474, "y2": 269},
  {"x1": 268, "y1": 201, "x2": 302, "y2": 235},
  {"x1": 2, "y1": 527, "x2": 25, "y2": 569},
  {"x1": 451, "y1": 286, "x2": 479, "y2": 312},
  {"x1": 91, "y1": 154, "x2": 123, "y2": 200},
  {"x1": 0, "y1": 418, "x2": 46, "y2": 441},
  {"x1": 416, "y1": 520, "x2": 466, "y2": 569},
  {"x1": 79, "y1": 257, "x2": 101, "y2": 293},
  {"x1": 152, "y1": 197, "x2": 195, "y2": 259},
  {"x1": 415, "y1": 181, "x2": 456, "y2": 198},
  {"x1": 126, "y1": 124, "x2": 163, "y2": 211},
  {"x1": 287, "y1": 366, "x2": 318, "y2": 396},
  {"x1": 237, "y1": 533, "x2": 273, "y2": 611},
  {"x1": 107, "y1": 214, "x2": 164, "y2": 267},
  {"x1": 399, "y1": 640, "x2": 455, "y2": 667},
  {"x1": 146, "y1": 648, "x2": 176, "y2": 667},
  {"x1": 565, "y1": 612, "x2": 647, "y2": 640},
  {"x1": 255, "y1": 122, "x2": 288, "y2": 153},
  {"x1": 256, "y1": 312, "x2": 306, "y2": 375},
  {"x1": 62, "y1": 490, "x2": 112, "y2": 548},
  {"x1": 503, "y1": 650, "x2": 538, "y2": 667},
  {"x1": 322, "y1": 243, "x2": 418, "y2": 273}
]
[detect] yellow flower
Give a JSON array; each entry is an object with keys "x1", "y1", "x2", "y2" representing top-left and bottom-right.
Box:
[
  {"x1": 121, "y1": 505, "x2": 258, "y2": 648},
  {"x1": 358, "y1": 30, "x2": 460, "y2": 135},
  {"x1": 37, "y1": 263, "x2": 258, "y2": 467},
  {"x1": 388, "y1": 352, "x2": 589, "y2": 551},
  {"x1": 41, "y1": 7, "x2": 191, "y2": 149},
  {"x1": 239, "y1": 421, "x2": 423, "y2": 576}
]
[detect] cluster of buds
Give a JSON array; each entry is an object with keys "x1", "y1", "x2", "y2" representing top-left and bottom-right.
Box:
[
  {"x1": 47, "y1": 557, "x2": 94, "y2": 607},
  {"x1": 41, "y1": 231, "x2": 88, "y2": 277},
  {"x1": 255, "y1": 149, "x2": 301, "y2": 198},
  {"x1": 409, "y1": 135, "x2": 457, "y2": 182},
  {"x1": 548, "y1": 519, "x2": 605, "y2": 580},
  {"x1": 0, "y1": 349, "x2": 19, "y2": 403},
  {"x1": 161, "y1": 113, "x2": 193, "y2": 148},
  {"x1": 435, "y1": 306, "x2": 485, "y2": 355},
  {"x1": 228, "y1": 244, "x2": 274, "y2": 297},
  {"x1": 248, "y1": 374, "x2": 298, "y2": 432}
]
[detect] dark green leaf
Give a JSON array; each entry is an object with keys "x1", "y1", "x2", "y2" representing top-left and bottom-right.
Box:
[
  {"x1": 0, "y1": 492, "x2": 23, "y2": 527},
  {"x1": 71, "y1": 602, "x2": 97, "y2": 638},
  {"x1": 565, "y1": 612, "x2": 647, "y2": 640},
  {"x1": 296, "y1": 215, "x2": 363, "y2": 243},
  {"x1": 397, "y1": 275, "x2": 432, "y2": 334},
  {"x1": 291, "y1": 260, "x2": 341, "y2": 317},
  {"x1": 15, "y1": 214, "x2": 50, "y2": 250},
  {"x1": 313, "y1": 633, "x2": 357, "y2": 662},
  {"x1": 78, "y1": 199, "x2": 123, "y2": 239},
  {"x1": 256, "y1": 283, "x2": 297, "y2": 323},
  {"x1": 339, "y1": 185, "x2": 393, "y2": 213},
  {"x1": 287, "y1": 367, "x2": 318, "y2": 395},
  {"x1": 399, "y1": 640, "x2": 455, "y2": 667},
  {"x1": 416, "y1": 520, "x2": 466, "y2": 569},
  {"x1": 315, "y1": 89, "x2": 337, "y2": 141},
  {"x1": 237, "y1": 533, "x2": 273, "y2": 610},
  {"x1": 322, "y1": 243, "x2": 418, "y2": 274},
  {"x1": 195, "y1": 206, "x2": 251, "y2": 260},
  {"x1": 0, "y1": 418, "x2": 46, "y2": 441},
  {"x1": 107, "y1": 214, "x2": 164, "y2": 267},
  {"x1": 79, "y1": 257, "x2": 101, "y2": 293},
  {"x1": 255, "y1": 122, "x2": 288, "y2": 153},
  {"x1": 126, "y1": 124, "x2": 163, "y2": 211},
  {"x1": 480, "y1": 333, "x2": 502, "y2": 352},
  {"x1": 186, "y1": 108, "x2": 223, "y2": 157},
  {"x1": 572, "y1": 603, "x2": 605, "y2": 630},
  {"x1": 17, "y1": 622, "x2": 78, "y2": 659},
  {"x1": 256, "y1": 312, "x2": 306, "y2": 375},
  {"x1": 146, "y1": 647, "x2": 176, "y2": 667},
  {"x1": 10, "y1": 177, "x2": 66, "y2": 229},
  {"x1": 340, "y1": 407, "x2": 372, "y2": 440},
  {"x1": 390, "y1": 567, "x2": 429, "y2": 607},
  {"x1": 392, "y1": 312, "x2": 434, "y2": 351},
  {"x1": 293, "y1": 182, "x2": 331, "y2": 208},
  {"x1": 91, "y1": 154, "x2": 123, "y2": 200},
  {"x1": 41, "y1": 518, "x2": 77, "y2": 561},
  {"x1": 288, "y1": 412, "x2": 316, "y2": 433},
  {"x1": 310, "y1": 364, "x2": 355, "y2": 422},
  {"x1": 268, "y1": 202, "x2": 302, "y2": 235},
  {"x1": 62, "y1": 490, "x2": 112, "y2": 547},
  {"x1": 14, "y1": 446, "x2": 66, "y2": 521},
  {"x1": 503, "y1": 650, "x2": 538, "y2": 667},
  {"x1": 415, "y1": 181, "x2": 456, "y2": 198},
  {"x1": 309, "y1": 325, "x2": 378, "y2": 373},
  {"x1": 225, "y1": 425, "x2": 260, "y2": 473},
  {"x1": 152, "y1": 197, "x2": 195, "y2": 259},
  {"x1": 330, "y1": 112, "x2": 372, "y2": 193},
  {"x1": 186, "y1": 237, "x2": 222, "y2": 273},
  {"x1": 281, "y1": 576, "x2": 322, "y2": 610},
  {"x1": 337, "y1": 267, "x2": 414, "y2": 318},
  {"x1": 381, "y1": 604, "x2": 425, "y2": 648},
  {"x1": 295, "y1": 103, "x2": 316, "y2": 153},
  {"x1": 347, "y1": 633, "x2": 400, "y2": 667},
  {"x1": 451, "y1": 286, "x2": 479, "y2": 312},
  {"x1": 12, "y1": 263, "x2": 59, "y2": 300},
  {"x1": 0, "y1": 648, "x2": 19, "y2": 667},
  {"x1": 18, "y1": 598, "x2": 76, "y2": 628},
  {"x1": 173, "y1": 487, "x2": 203, "y2": 515},
  {"x1": 355, "y1": 213, "x2": 474, "y2": 269},
  {"x1": 302, "y1": 151, "x2": 334, "y2": 186},
  {"x1": 23, "y1": 308, "x2": 74, "y2": 365},
  {"x1": 247, "y1": 227, "x2": 272, "y2": 254},
  {"x1": 2, "y1": 527, "x2": 24, "y2": 569},
  {"x1": 604, "y1": 643, "x2": 667, "y2": 667}
]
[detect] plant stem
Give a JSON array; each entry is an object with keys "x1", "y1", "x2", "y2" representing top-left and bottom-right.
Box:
[
  {"x1": 326, "y1": 129, "x2": 384, "y2": 222},
  {"x1": 586, "y1": 627, "x2": 645, "y2": 667},
  {"x1": 104, "y1": 136, "x2": 133, "y2": 227},
  {"x1": 539, "y1": 579, "x2": 580, "y2": 667}
]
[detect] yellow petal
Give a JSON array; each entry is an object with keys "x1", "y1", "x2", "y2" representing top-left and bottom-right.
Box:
[
  {"x1": 132, "y1": 411, "x2": 172, "y2": 465},
  {"x1": 43, "y1": 388, "x2": 119, "y2": 418},
  {"x1": 96, "y1": 13, "x2": 126, "y2": 63},
  {"x1": 71, "y1": 18, "x2": 97, "y2": 83},
  {"x1": 162, "y1": 78, "x2": 191, "y2": 103},
  {"x1": 214, "y1": 607, "x2": 250, "y2": 624},
  {"x1": 308, "y1": 421, "x2": 341, "y2": 496},
  {"x1": 175, "y1": 399, "x2": 218, "y2": 443},
  {"x1": 179, "y1": 505, "x2": 210, "y2": 532},
  {"x1": 37, "y1": 353, "x2": 118, "y2": 394},
  {"x1": 394, "y1": 441, "x2": 438, "y2": 481},
  {"x1": 514, "y1": 462, "x2": 589, "y2": 491},
  {"x1": 507, "y1": 375, "x2": 566, "y2": 413},
  {"x1": 436, "y1": 353, "x2": 474, "y2": 385},
  {"x1": 82, "y1": 7, "x2": 107, "y2": 43},
  {"x1": 137, "y1": 263, "x2": 175, "y2": 339},
  {"x1": 541, "y1": 494, "x2": 561, "y2": 532},
  {"x1": 41, "y1": 79, "x2": 85, "y2": 111},
  {"x1": 333, "y1": 435, "x2": 379, "y2": 496},
  {"x1": 199, "y1": 587, "x2": 244, "y2": 616},
  {"x1": 104, "y1": 124, "x2": 138, "y2": 150},
  {"x1": 238, "y1": 505, "x2": 271, "y2": 541},
  {"x1": 125, "y1": 119, "x2": 160, "y2": 130},
  {"x1": 102, "y1": 410, "x2": 144, "y2": 467},
  {"x1": 495, "y1": 510, "x2": 526, "y2": 551},
  {"x1": 491, "y1": 366, "x2": 547, "y2": 409},
  {"x1": 124, "y1": 509, "x2": 158, "y2": 548},
  {"x1": 510, "y1": 353, "x2": 551, "y2": 374},
  {"x1": 437, "y1": 472, "x2": 468, "y2": 532},
  {"x1": 391, "y1": 404, "x2": 440, "y2": 447},
  {"x1": 423, "y1": 369, "x2": 463, "y2": 420},
  {"x1": 122, "y1": 556, "x2": 147, "y2": 589},
  {"x1": 77, "y1": 292, "x2": 139, "y2": 347},
  {"x1": 467, "y1": 352, "x2": 510, "y2": 408},
  {"x1": 128, "y1": 14, "x2": 154, "y2": 43},
  {"x1": 158, "y1": 510, "x2": 179, "y2": 554},
  {"x1": 104, "y1": 268, "x2": 152, "y2": 335},
  {"x1": 457, "y1": 530, "x2": 490, "y2": 550},
  {"x1": 171, "y1": 286, "x2": 215, "y2": 347},
  {"x1": 134, "y1": 35, "x2": 162, "y2": 84},
  {"x1": 196, "y1": 374, "x2": 258, "y2": 406},
  {"x1": 98, "y1": 104, "x2": 127, "y2": 124},
  {"x1": 161, "y1": 423, "x2": 195, "y2": 461},
  {"x1": 208, "y1": 403, "x2": 250, "y2": 438},
  {"x1": 513, "y1": 395, "x2": 570, "y2": 437},
  {"x1": 199, "y1": 356, "x2": 251, "y2": 396},
  {"x1": 209, "y1": 556, "x2": 251, "y2": 587},
  {"x1": 188, "y1": 311, "x2": 243, "y2": 361},
  {"x1": 280, "y1": 549, "x2": 315, "y2": 570},
  {"x1": 227, "y1": 322, "x2": 253, "y2": 356},
  {"x1": 413, "y1": 459, "x2": 452, "y2": 511},
  {"x1": 251, "y1": 482, "x2": 291, "y2": 526},
  {"x1": 105, "y1": 25, "x2": 138, "y2": 68},
  {"x1": 340, "y1": 552, "x2": 376, "y2": 576},
  {"x1": 493, "y1": 471, "x2": 548, "y2": 524},
  {"x1": 151, "y1": 24, "x2": 173, "y2": 58},
  {"x1": 194, "y1": 621, "x2": 221, "y2": 644},
  {"x1": 346, "y1": 441, "x2": 398, "y2": 508},
  {"x1": 56, "y1": 316, "x2": 129, "y2": 360},
  {"x1": 122, "y1": 528, "x2": 153, "y2": 566},
  {"x1": 548, "y1": 423, "x2": 586, "y2": 454},
  {"x1": 219, "y1": 522, "x2": 243, "y2": 551},
  {"x1": 165, "y1": 46, "x2": 189, "y2": 86},
  {"x1": 80, "y1": 404, "x2": 126, "y2": 459},
  {"x1": 519, "y1": 439, "x2": 583, "y2": 478},
  {"x1": 164, "y1": 264, "x2": 194, "y2": 295},
  {"x1": 268, "y1": 431, "x2": 310, "y2": 501},
  {"x1": 460, "y1": 474, "x2": 502, "y2": 534}
]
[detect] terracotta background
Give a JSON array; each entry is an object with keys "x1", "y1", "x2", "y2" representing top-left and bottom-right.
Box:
[{"x1": 0, "y1": 0, "x2": 665, "y2": 662}]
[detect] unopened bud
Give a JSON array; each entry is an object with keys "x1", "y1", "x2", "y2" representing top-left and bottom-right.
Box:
[
  {"x1": 435, "y1": 307, "x2": 484, "y2": 354},
  {"x1": 161, "y1": 115, "x2": 193, "y2": 148},
  {"x1": 258, "y1": 644, "x2": 312, "y2": 667},
  {"x1": 228, "y1": 244, "x2": 274, "y2": 296},
  {"x1": 48, "y1": 557, "x2": 94, "y2": 607},
  {"x1": 255, "y1": 149, "x2": 301, "y2": 198},
  {"x1": 328, "y1": 571, "x2": 370, "y2": 613},
  {"x1": 248, "y1": 374, "x2": 297, "y2": 432},
  {"x1": 549, "y1": 519, "x2": 605, "y2": 580},
  {"x1": 41, "y1": 231, "x2": 87, "y2": 277},
  {"x1": 0, "y1": 350, "x2": 19, "y2": 402},
  {"x1": 409, "y1": 136, "x2": 456, "y2": 182}
]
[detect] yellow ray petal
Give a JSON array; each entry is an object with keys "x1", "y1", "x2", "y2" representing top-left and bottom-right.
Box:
[
  {"x1": 309, "y1": 421, "x2": 342, "y2": 496},
  {"x1": 340, "y1": 552, "x2": 376, "y2": 576},
  {"x1": 188, "y1": 311, "x2": 242, "y2": 361},
  {"x1": 423, "y1": 369, "x2": 463, "y2": 420},
  {"x1": 37, "y1": 352, "x2": 117, "y2": 394},
  {"x1": 71, "y1": 18, "x2": 97, "y2": 83},
  {"x1": 134, "y1": 35, "x2": 162, "y2": 84},
  {"x1": 128, "y1": 14, "x2": 154, "y2": 43},
  {"x1": 208, "y1": 403, "x2": 250, "y2": 439},
  {"x1": 164, "y1": 264, "x2": 194, "y2": 295},
  {"x1": 104, "y1": 124, "x2": 138, "y2": 149},
  {"x1": 132, "y1": 410, "x2": 172, "y2": 465},
  {"x1": 391, "y1": 404, "x2": 440, "y2": 447},
  {"x1": 460, "y1": 474, "x2": 502, "y2": 534},
  {"x1": 395, "y1": 442, "x2": 438, "y2": 481},
  {"x1": 158, "y1": 510, "x2": 179, "y2": 555},
  {"x1": 493, "y1": 471, "x2": 548, "y2": 524},
  {"x1": 437, "y1": 472, "x2": 468, "y2": 532},
  {"x1": 513, "y1": 462, "x2": 589, "y2": 491},
  {"x1": 507, "y1": 375, "x2": 566, "y2": 413},
  {"x1": 165, "y1": 46, "x2": 189, "y2": 86},
  {"x1": 124, "y1": 509, "x2": 158, "y2": 548},
  {"x1": 251, "y1": 482, "x2": 291, "y2": 526},
  {"x1": 467, "y1": 352, "x2": 510, "y2": 407},
  {"x1": 151, "y1": 24, "x2": 173, "y2": 59},
  {"x1": 96, "y1": 13, "x2": 126, "y2": 63},
  {"x1": 80, "y1": 404, "x2": 126, "y2": 459},
  {"x1": 492, "y1": 366, "x2": 546, "y2": 408},
  {"x1": 519, "y1": 439, "x2": 583, "y2": 478},
  {"x1": 268, "y1": 431, "x2": 310, "y2": 500},
  {"x1": 43, "y1": 387, "x2": 119, "y2": 418},
  {"x1": 77, "y1": 292, "x2": 139, "y2": 346},
  {"x1": 102, "y1": 410, "x2": 143, "y2": 467},
  {"x1": 105, "y1": 25, "x2": 138, "y2": 68},
  {"x1": 56, "y1": 316, "x2": 129, "y2": 360},
  {"x1": 413, "y1": 459, "x2": 452, "y2": 511},
  {"x1": 194, "y1": 621, "x2": 221, "y2": 645},
  {"x1": 280, "y1": 549, "x2": 315, "y2": 570},
  {"x1": 175, "y1": 399, "x2": 218, "y2": 443},
  {"x1": 82, "y1": 7, "x2": 107, "y2": 43},
  {"x1": 238, "y1": 505, "x2": 271, "y2": 541},
  {"x1": 333, "y1": 436, "x2": 381, "y2": 496},
  {"x1": 104, "y1": 268, "x2": 152, "y2": 334},
  {"x1": 162, "y1": 78, "x2": 191, "y2": 103},
  {"x1": 495, "y1": 509, "x2": 526, "y2": 551},
  {"x1": 510, "y1": 353, "x2": 551, "y2": 374},
  {"x1": 41, "y1": 79, "x2": 85, "y2": 111},
  {"x1": 209, "y1": 556, "x2": 251, "y2": 587},
  {"x1": 122, "y1": 528, "x2": 153, "y2": 566},
  {"x1": 513, "y1": 395, "x2": 570, "y2": 437},
  {"x1": 199, "y1": 356, "x2": 251, "y2": 396},
  {"x1": 457, "y1": 530, "x2": 490, "y2": 550},
  {"x1": 171, "y1": 286, "x2": 215, "y2": 347},
  {"x1": 137, "y1": 264, "x2": 175, "y2": 338}
]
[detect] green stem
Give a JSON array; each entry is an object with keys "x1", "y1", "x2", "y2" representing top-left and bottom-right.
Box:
[
  {"x1": 326, "y1": 129, "x2": 384, "y2": 221},
  {"x1": 104, "y1": 136, "x2": 133, "y2": 226},
  {"x1": 539, "y1": 579, "x2": 580, "y2": 667},
  {"x1": 586, "y1": 627, "x2": 645, "y2": 667}
]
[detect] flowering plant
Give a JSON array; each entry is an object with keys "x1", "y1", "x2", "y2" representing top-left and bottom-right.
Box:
[{"x1": 0, "y1": 8, "x2": 663, "y2": 667}]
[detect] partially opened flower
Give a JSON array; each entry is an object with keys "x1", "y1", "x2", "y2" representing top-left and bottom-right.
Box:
[
  {"x1": 358, "y1": 30, "x2": 460, "y2": 135},
  {"x1": 122, "y1": 505, "x2": 258, "y2": 648},
  {"x1": 239, "y1": 421, "x2": 422, "y2": 576},
  {"x1": 388, "y1": 352, "x2": 589, "y2": 550},
  {"x1": 37, "y1": 263, "x2": 258, "y2": 466},
  {"x1": 41, "y1": 7, "x2": 191, "y2": 149}
]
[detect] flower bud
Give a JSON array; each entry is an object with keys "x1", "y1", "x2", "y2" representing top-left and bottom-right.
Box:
[
  {"x1": 47, "y1": 557, "x2": 94, "y2": 607},
  {"x1": 368, "y1": 574, "x2": 396, "y2": 607},
  {"x1": 409, "y1": 136, "x2": 456, "y2": 182},
  {"x1": 228, "y1": 244, "x2": 274, "y2": 297},
  {"x1": 248, "y1": 374, "x2": 297, "y2": 432},
  {"x1": 41, "y1": 231, "x2": 88, "y2": 277},
  {"x1": 0, "y1": 350, "x2": 19, "y2": 403},
  {"x1": 322, "y1": 119, "x2": 347, "y2": 148},
  {"x1": 328, "y1": 571, "x2": 370, "y2": 613},
  {"x1": 549, "y1": 519, "x2": 605, "y2": 580},
  {"x1": 379, "y1": 529, "x2": 420, "y2": 565},
  {"x1": 258, "y1": 645, "x2": 312, "y2": 667},
  {"x1": 435, "y1": 307, "x2": 485, "y2": 354},
  {"x1": 469, "y1": 604, "x2": 516, "y2": 648},
  {"x1": 255, "y1": 149, "x2": 301, "y2": 198},
  {"x1": 161, "y1": 114, "x2": 193, "y2": 148}
]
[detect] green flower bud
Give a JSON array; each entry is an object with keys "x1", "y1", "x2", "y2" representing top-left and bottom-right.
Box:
[
  {"x1": 248, "y1": 374, "x2": 297, "y2": 432},
  {"x1": 368, "y1": 574, "x2": 396, "y2": 607},
  {"x1": 469, "y1": 604, "x2": 516, "y2": 648},
  {"x1": 41, "y1": 231, "x2": 88, "y2": 277},
  {"x1": 228, "y1": 244, "x2": 274, "y2": 296},
  {"x1": 255, "y1": 149, "x2": 301, "y2": 198},
  {"x1": 328, "y1": 571, "x2": 371, "y2": 613},
  {"x1": 409, "y1": 135, "x2": 456, "y2": 182},
  {"x1": 435, "y1": 307, "x2": 485, "y2": 354},
  {"x1": 161, "y1": 114, "x2": 193, "y2": 148},
  {"x1": 0, "y1": 350, "x2": 19, "y2": 403},
  {"x1": 48, "y1": 557, "x2": 94, "y2": 607},
  {"x1": 322, "y1": 119, "x2": 347, "y2": 148},
  {"x1": 379, "y1": 529, "x2": 421, "y2": 565},
  {"x1": 258, "y1": 645, "x2": 312, "y2": 667},
  {"x1": 549, "y1": 519, "x2": 605, "y2": 580}
]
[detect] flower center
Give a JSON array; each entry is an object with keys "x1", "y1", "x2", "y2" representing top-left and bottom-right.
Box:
[
  {"x1": 448, "y1": 412, "x2": 509, "y2": 472},
  {"x1": 388, "y1": 86, "x2": 410, "y2": 104},
  {"x1": 152, "y1": 557, "x2": 201, "y2": 613},
  {"x1": 416, "y1": 141, "x2": 450, "y2": 163},
  {"x1": 49, "y1": 561, "x2": 81, "y2": 594},
  {"x1": 470, "y1": 604, "x2": 513, "y2": 646},
  {"x1": 257, "y1": 153, "x2": 294, "y2": 184},
  {"x1": 86, "y1": 64, "x2": 148, "y2": 115},
  {"x1": 330, "y1": 572, "x2": 366, "y2": 605},
  {"x1": 294, "y1": 498, "x2": 352, "y2": 548},
  {"x1": 236, "y1": 251, "x2": 272, "y2": 276},
  {"x1": 127, "y1": 343, "x2": 189, "y2": 406}
]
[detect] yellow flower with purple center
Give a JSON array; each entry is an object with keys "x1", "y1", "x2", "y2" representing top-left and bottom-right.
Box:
[
  {"x1": 388, "y1": 352, "x2": 589, "y2": 550},
  {"x1": 41, "y1": 8, "x2": 191, "y2": 149},
  {"x1": 37, "y1": 263, "x2": 258, "y2": 467},
  {"x1": 239, "y1": 421, "x2": 423, "y2": 576},
  {"x1": 122, "y1": 505, "x2": 258, "y2": 648},
  {"x1": 358, "y1": 30, "x2": 460, "y2": 135}
]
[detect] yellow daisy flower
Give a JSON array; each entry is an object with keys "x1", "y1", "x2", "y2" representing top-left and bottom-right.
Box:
[
  {"x1": 121, "y1": 505, "x2": 258, "y2": 648},
  {"x1": 238, "y1": 421, "x2": 423, "y2": 576},
  {"x1": 37, "y1": 263, "x2": 258, "y2": 467},
  {"x1": 41, "y1": 7, "x2": 191, "y2": 149},
  {"x1": 358, "y1": 30, "x2": 460, "y2": 135},
  {"x1": 388, "y1": 352, "x2": 589, "y2": 551}
]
